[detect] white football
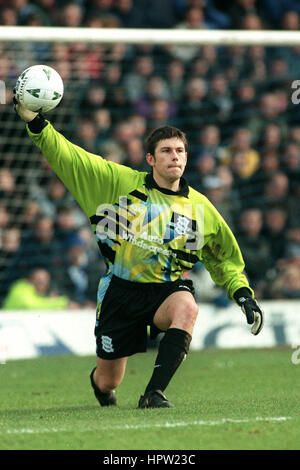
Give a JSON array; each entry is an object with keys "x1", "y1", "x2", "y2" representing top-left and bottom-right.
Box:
[{"x1": 15, "y1": 64, "x2": 64, "y2": 113}]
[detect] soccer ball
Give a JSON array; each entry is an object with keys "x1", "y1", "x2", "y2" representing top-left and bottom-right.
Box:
[{"x1": 15, "y1": 65, "x2": 64, "y2": 113}]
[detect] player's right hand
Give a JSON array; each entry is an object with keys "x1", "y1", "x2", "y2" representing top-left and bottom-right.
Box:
[
  {"x1": 234, "y1": 287, "x2": 264, "y2": 336},
  {"x1": 13, "y1": 89, "x2": 38, "y2": 122}
]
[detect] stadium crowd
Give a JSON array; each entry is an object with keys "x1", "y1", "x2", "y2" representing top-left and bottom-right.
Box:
[{"x1": 1, "y1": 0, "x2": 300, "y2": 307}]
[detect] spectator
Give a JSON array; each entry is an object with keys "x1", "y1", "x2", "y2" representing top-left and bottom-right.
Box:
[
  {"x1": 97, "y1": 139, "x2": 125, "y2": 164},
  {"x1": 85, "y1": 0, "x2": 115, "y2": 17},
  {"x1": 248, "y1": 92, "x2": 289, "y2": 145},
  {"x1": 31, "y1": 0, "x2": 58, "y2": 26},
  {"x1": 285, "y1": 226, "x2": 300, "y2": 259},
  {"x1": 127, "y1": 114, "x2": 147, "y2": 139},
  {"x1": 245, "y1": 149, "x2": 280, "y2": 208},
  {"x1": 202, "y1": 175, "x2": 235, "y2": 228},
  {"x1": 134, "y1": 75, "x2": 171, "y2": 118},
  {"x1": 236, "y1": 208, "x2": 272, "y2": 288},
  {"x1": 208, "y1": 73, "x2": 233, "y2": 129},
  {"x1": 222, "y1": 127, "x2": 260, "y2": 179},
  {"x1": 123, "y1": 56, "x2": 154, "y2": 104},
  {"x1": 192, "y1": 152, "x2": 217, "y2": 191},
  {"x1": 0, "y1": 204, "x2": 10, "y2": 234},
  {"x1": 263, "y1": 207, "x2": 288, "y2": 264},
  {"x1": 2, "y1": 268, "x2": 79, "y2": 310},
  {"x1": 166, "y1": 60, "x2": 185, "y2": 102},
  {"x1": 268, "y1": 57, "x2": 290, "y2": 90},
  {"x1": 55, "y1": 206, "x2": 82, "y2": 245},
  {"x1": 60, "y1": 2, "x2": 83, "y2": 27},
  {"x1": 262, "y1": 171, "x2": 291, "y2": 211},
  {"x1": 80, "y1": 85, "x2": 107, "y2": 117},
  {"x1": 74, "y1": 118, "x2": 98, "y2": 153},
  {"x1": 269, "y1": 262, "x2": 300, "y2": 299},
  {"x1": 231, "y1": 81, "x2": 257, "y2": 128},
  {"x1": 9, "y1": 216, "x2": 63, "y2": 280},
  {"x1": 170, "y1": 6, "x2": 210, "y2": 62},
  {"x1": 289, "y1": 126, "x2": 300, "y2": 145},
  {"x1": 193, "y1": 124, "x2": 223, "y2": 164},
  {"x1": 281, "y1": 142, "x2": 300, "y2": 190},
  {"x1": 147, "y1": 98, "x2": 177, "y2": 132},
  {"x1": 20, "y1": 200, "x2": 42, "y2": 230},
  {"x1": 114, "y1": 0, "x2": 178, "y2": 28},
  {"x1": 103, "y1": 62, "x2": 122, "y2": 91},
  {"x1": 56, "y1": 235, "x2": 94, "y2": 306},
  {"x1": 113, "y1": 120, "x2": 135, "y2": 149},
  {"x1": 0, "y1": 7, "x2": 18, "y2": 25},
  {"x1": 113, "y1": 0, "x2": 142, "y2": 28},
  {"x1": 240, "y1": 12, "x2": 263, "y2": 30},
  {"x1": 0, "y1": 168, "x2": 24, "y2": 218},
  {"x1": 260, "y1": 0, "x2": 300, "y2": 28},
  {"x1": 281, "y1": 10, "x2": 300, "y2": 31},
  {"x1": 38, "y1": 177, "x2": 73, "y2": 219},
  {"x1": 94, "y1": 108, "x2": 112, "y2": 147},
  {"x1": 180, "y1": 77, "x2": 214, "y2": 143},
  {"x1": 258, "y1": 123, "x2": 283, "y2": 153},
  {"x1": 0, "y1": 226, "x2": 22, "y2": 304},
  {"x1": 124, "y1": 138, "x2": 148, "y2": 172},
  {"x1": 227, "y1": 0, "x2": 261, "y2": 29}
]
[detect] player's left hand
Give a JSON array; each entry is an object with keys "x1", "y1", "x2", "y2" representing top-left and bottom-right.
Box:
[
  {"x1": 234, "y1": 288, "x2": 264, "y2": 335},
  {"x1": 13, "y1": 88, "x2": 38, "y2": 122}
]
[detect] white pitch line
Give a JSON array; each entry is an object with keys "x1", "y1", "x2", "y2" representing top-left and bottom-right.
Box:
[{"x1": 0, "y1": 416, "x2": 291, "y2": 436}]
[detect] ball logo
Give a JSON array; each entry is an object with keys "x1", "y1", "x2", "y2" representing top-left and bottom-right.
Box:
[
  {"x1": 27, "y1": 89, "x2": 41, "y2": 98},
  {"x1": 43, "y1": 68, "x2": 51, "y2": 80}
]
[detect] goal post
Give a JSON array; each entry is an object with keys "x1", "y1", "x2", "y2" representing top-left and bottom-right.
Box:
[{"x1": 1, "y1": 26, "x2": 300, "y2": 45}]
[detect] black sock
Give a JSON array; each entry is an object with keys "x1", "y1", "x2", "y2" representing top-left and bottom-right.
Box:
[{"x1": 144, "y1": 328, "x2": 192, "y2": 394}]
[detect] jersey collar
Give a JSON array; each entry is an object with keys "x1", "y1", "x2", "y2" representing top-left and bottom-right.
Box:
[{"x1": 145, "y1": 172, "x2": 189, "y2": 197}]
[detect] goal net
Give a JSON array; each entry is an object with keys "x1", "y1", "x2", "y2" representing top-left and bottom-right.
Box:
[{"x1": 0, "y1": 26, "x2": 300, "y2": 307}]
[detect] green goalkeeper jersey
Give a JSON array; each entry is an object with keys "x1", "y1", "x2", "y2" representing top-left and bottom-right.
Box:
[{"x1": 27, "y1": 121, "x2": 253, "y2": 300}]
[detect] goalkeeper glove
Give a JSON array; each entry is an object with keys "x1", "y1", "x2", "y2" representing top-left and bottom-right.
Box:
[
  {"x1": 13, "y1": 89, "x2": 38, "y2": 122},
  {"x1": 233, "y1": 287, "x2": 264, "y2": 336}
]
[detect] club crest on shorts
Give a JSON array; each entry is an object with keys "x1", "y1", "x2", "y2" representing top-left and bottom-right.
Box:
[{"x1": 101, "y1": 335, "x2": 114, "y2": 353}]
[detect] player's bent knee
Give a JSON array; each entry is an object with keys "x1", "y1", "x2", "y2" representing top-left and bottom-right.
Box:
[{"x1": 172, "y1": 300, "x2": 199, "y2": 331}]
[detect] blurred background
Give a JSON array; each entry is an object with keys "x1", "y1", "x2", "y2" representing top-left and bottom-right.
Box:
[{"x1": 1, "y1": 0, "x2": 300, "y2": 310}]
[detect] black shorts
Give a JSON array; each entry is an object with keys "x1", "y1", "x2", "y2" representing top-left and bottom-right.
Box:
[{"x1": 94, "y1": 275, "x2": 195, "y2": 360}]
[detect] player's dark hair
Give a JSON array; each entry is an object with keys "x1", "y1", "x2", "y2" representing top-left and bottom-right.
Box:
[{"x1": 145, "y1": 126, "x2": 188, "y2": 156}]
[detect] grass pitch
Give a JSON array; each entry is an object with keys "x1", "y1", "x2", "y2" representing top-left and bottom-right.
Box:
[{"x1": 0, "y1": 348, "x2": 299, "y2": 450}]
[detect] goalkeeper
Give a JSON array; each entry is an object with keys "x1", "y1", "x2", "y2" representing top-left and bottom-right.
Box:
[{"x1": 14, "y1": 101, "x2": 264, "y2": 409}]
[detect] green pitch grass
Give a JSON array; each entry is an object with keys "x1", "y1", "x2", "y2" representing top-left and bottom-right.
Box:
[{"x1": 0, "y1": 348, "x2": 299, "y2": 450}]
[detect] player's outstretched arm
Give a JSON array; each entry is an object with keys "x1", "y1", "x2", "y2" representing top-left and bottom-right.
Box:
[{"x1": 233, "y1": 287, "x2": 264, "y2": 335}]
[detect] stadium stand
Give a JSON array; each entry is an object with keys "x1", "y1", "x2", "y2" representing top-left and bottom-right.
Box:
[{"x1": 1, "y1": 0, "x2": 300, "y2": 306}]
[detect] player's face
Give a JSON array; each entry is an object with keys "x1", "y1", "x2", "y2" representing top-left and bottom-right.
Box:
[{"x1": 146, "y1": 137, "x2": 188, "y2": 190}]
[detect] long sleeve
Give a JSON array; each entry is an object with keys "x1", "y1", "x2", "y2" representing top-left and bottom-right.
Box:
[
  {"x1": 26, "y1": 121, "x2": 141, "y2": 218},
  {"x1": 199, "y1": 201, "x2": 254, "y2": 300}
]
